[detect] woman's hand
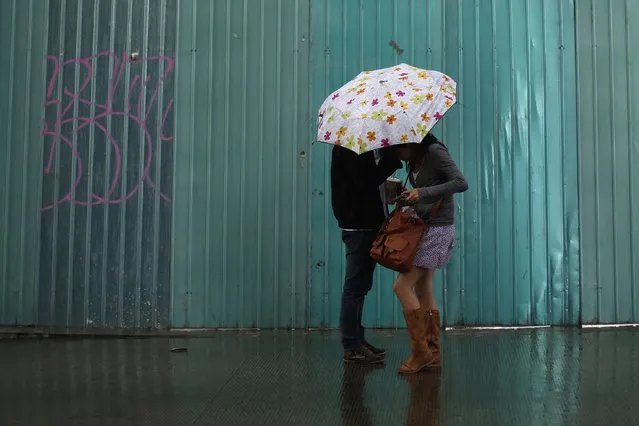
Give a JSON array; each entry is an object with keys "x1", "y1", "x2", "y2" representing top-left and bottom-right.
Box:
[{"x1": 399, "y1": 189, "x2": 420, "y2": 205}]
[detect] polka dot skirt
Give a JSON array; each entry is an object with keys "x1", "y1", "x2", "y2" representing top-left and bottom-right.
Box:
[{"x1": 412, "y1": 224, "x2": 456, "y2": 270}]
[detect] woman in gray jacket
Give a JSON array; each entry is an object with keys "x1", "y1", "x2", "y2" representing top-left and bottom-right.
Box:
[{"x1": 394, "y1": 133, "x2": 468, "y2": 374}]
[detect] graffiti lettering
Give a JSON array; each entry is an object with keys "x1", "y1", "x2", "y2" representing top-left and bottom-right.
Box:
[{"x1": 41, "y1": 51, "x2": 175, "y2": 211}]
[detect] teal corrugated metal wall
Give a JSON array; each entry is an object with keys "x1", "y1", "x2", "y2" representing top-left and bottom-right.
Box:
[
  {"x1": 0, "y1": 0, "x2": 49, "y2": 326},
  {"x1": 3, "y1": 0, "x2": 637, "y2": 331},
  {"x1": 0, "y1": 0, "x2": 177, "y2": 330},
  {"x1": 171, "y1": 0, "x2": 311, "y2": 328},
  {"x1": 577, "y1": 0, "x2": 639, "y2": 324},
  {"x1": 309, "y1": 0, "x2": 580, "y2": 327},
  {"x1": 36, "y1": 0, "x2": 176, "y2": 329}
]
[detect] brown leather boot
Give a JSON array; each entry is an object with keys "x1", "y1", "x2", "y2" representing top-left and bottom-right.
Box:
[
  {"x1": 398, "y1": 309, "x2": 437, "y2": 375},
  {"x1": 423, "y1": 309, "x2": 441, "y2": 367}
]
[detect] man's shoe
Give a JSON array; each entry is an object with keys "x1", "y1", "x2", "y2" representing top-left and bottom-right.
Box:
[
  {"x1": 343, "y1": 346, "x2": 385, "y2": 364},
  {"x1": 364, "y1": 340, "x2": 386, "y2": 356}
]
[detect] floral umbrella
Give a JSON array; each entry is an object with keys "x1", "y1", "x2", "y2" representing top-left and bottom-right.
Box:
[{"x1": 316, "y1": 63, "x2": 457, "y2": 154}]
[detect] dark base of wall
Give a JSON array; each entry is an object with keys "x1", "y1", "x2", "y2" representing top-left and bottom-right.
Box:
[{"x1": 2, "y1": 324, "x2": 638, "y2": 339}]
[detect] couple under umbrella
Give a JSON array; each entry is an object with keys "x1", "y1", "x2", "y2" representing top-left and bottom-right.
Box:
[{"x1": 317, "y1": 64, "x2": 468, "y2": 374}]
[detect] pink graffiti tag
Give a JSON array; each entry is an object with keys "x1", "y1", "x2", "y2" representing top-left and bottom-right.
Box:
[{"x1": 40, "y1": 51, "x2": 175, "y2": 211}]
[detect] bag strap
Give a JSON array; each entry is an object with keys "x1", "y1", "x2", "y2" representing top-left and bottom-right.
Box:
[
  {"x1": 402, "y1": 171, "x2": 411, "y2": 189},
  {"x1": 398, "y1": 162, "x2": 443, "y2": 224},
  {"x1": 429, "y1": 199, "x2": 443, "y2": 219}
]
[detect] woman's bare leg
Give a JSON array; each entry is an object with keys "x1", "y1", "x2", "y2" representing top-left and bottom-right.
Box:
[
  {"x1": 392, "y1": 267, "x2": 424, "y2": 311},
  {"x1": 414, "y1": 268, "x2": 437, "y2": 310}
]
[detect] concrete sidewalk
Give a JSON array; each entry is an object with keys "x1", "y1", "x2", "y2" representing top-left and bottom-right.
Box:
[{"x1": 1, "y1": 328, "x2": 638, "y2": 425}]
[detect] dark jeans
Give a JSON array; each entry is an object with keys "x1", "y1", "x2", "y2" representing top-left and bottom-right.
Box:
[{"x1": 339, "y1": 230, "x2": 378, "y2": 350}]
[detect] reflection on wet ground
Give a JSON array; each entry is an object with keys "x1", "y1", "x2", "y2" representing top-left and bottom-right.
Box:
[{"x1": 1, "y1": 328, "x2": 638, "y2": 425}]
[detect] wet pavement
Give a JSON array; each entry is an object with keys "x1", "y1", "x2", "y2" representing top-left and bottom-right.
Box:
[{"x1": 1, "y1": 328, "x2": 638, "y2": 425}]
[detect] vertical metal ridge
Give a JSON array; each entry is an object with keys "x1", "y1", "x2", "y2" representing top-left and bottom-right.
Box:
[
  {"x1": 1, "y1": 0, "x2": 17, "y2": 323},
  {"x1": 133, "y1": 0, "x2": 152, "y2": 328},
  {"x1": 17, "y1": 0, "x2": 35, "y2": 321},
  {"x1": 83, "y1": 0, "x2": 101, "y2": 327},
  {"x1": 559, "y1": 0, "x2": 570, "y2": 324},
  {"x1": 491, "y1": 0, "x2": 499, "y2": 322},
  {"x1": 51, "y1": 0, "x2": 67, "y2": 325},
  {"x1": 458, "y1": 0, "x2": 465, "y2": 323},
  {"x1": 525, "y1": 0, "x2": 533, "y2": 323},
  {"x1": 574, "y1": 0, "x2": 585, "y2": 325},
  {"x1": 474, "y1": 0, "x2": 483, "y2": 323},
  {"x1": 290, "y1": 0, "x2": 300, "y2": 325},
  {"x1": 508, "y1": 0, "x2": 516, "y2": 323},
  {"x1": 204, "y1": 0, "x2": 215, "y2": 325},
  {"x1": 375, "y1": 0, "x2": 380, "y2": 68},
  {"x1": 101, "y1": 0, "x2": 117, "y2": 325},
  {"x1": 305, "y1": 0, "x2": 313, "y2": 328},
  {"x1": 273, "y1": 0, "x2": 282, "y2": 327},
  {"x1": 34, "y1": 0, "x2": 51, "y2": 325},
  {"x1": 542, "y1": 0, "x2": 551, "y2": 323},
  {"x1": 342, "y1": 0, "x2": 347, "y2": 81},
  {"x1": 408, "y1": 0, "x2": 415, "y2": 64},
  {"x1": 426, "y1": 0, "x2": 431, "y2": 66},
  {"x1": 359, "y1": 0, "x2": 364, "y2": 67},
  {"x1": 222, "y1": 0, "x2": 231, "y2": 324},
  {"x1": 239, "y1": 0, "x2": 248, "y2": 326},
  {"x1": 625, "y1": 0, "x2": 636, "y2": 321},
  {"x1": 590, "y1": 0, "x2": 601, "y2": 322},
  {"x1": 169, "y1": 0, "x2": 181, "y2": 326},
  {"x1": 256, "y1": 0, "x2": 265, "y2": 326},
  {"x1": 322, "y1": 0, "x2": 330, "y2": 327},
  {"x1": 392, "y1": 0, "x2": 398, "y2": 65},
  {"x1": 186, "y1": 0, "x2": 198, "y2": 326},
  {"x1": 151, "y1": 0, "x2": 168, "y2": 327},
  {"x1": 65, "y1": 0, "x2": 83, "y2": 327},
  {"x1": 117, "y1": 0, "x2": 135, "y2": 326},
  {"x1": 607, "y1": 0, "x2": 619, "y2": 322}
]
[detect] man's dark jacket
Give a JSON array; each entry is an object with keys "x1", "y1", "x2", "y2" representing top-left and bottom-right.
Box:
[{"x1": 330, "y1": 146, "x2": 401, "y2": 230}]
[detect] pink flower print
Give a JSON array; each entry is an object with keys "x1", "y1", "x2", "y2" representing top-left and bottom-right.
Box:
[
  {"x1": 396, "y1": 90, "x2": 406, "y2": 97},
  {"x1": 372, "y1": 98, "x2": 379, "y2": 106},
  {"x1": 434, "y1": 112, "x2": 443, "y2": 121},
  {"x1": 332, "y1": 92, "x2": 340, "y2": 100},
  {"x1": 381, "y1": 138, "x2": 390, "y2": 147},
  {"x1": 400, "y1": 73, "x2": 409, "y2": 77},
  {"x1": 347, "y1": 99, "x2": 354, "y2": 105},
  {"x1": 324, "y1": 131, "x2": 332, "y2": 140}
]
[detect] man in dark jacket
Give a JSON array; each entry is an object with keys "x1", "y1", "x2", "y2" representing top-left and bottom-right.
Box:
[{"x1": 331, "y1": 145, "x2": 402, "y2": 363}]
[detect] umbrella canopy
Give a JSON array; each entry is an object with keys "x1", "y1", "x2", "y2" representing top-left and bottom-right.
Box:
[{"x1": 316, "y1": 63, "x2": 457, "y2": 154}]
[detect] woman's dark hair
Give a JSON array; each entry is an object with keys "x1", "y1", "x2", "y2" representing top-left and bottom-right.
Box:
[{"x1": 412, "y1": 133, "x2": 441, "y2": 158}]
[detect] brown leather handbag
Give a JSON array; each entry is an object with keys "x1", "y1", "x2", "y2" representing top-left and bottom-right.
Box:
[{"x1": 370, "y1": 185, "x2": 442, "y2": 273}]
